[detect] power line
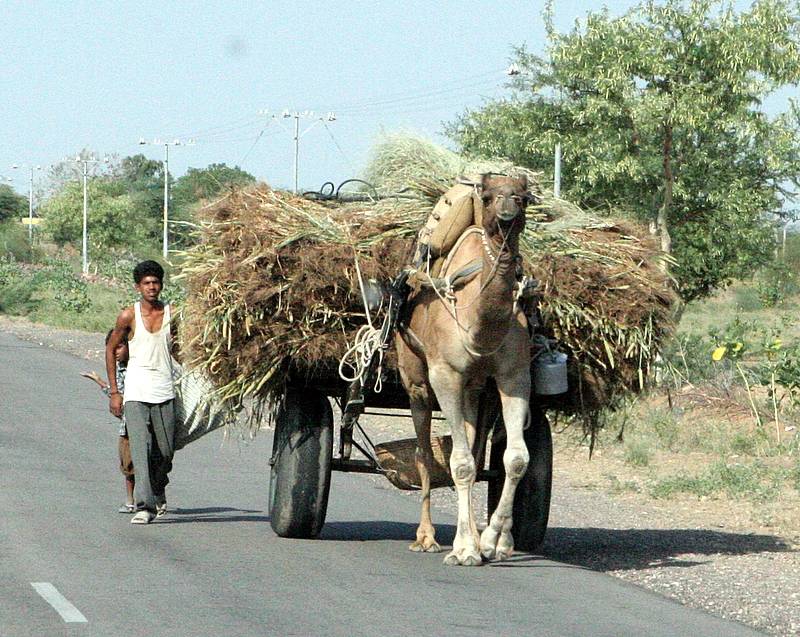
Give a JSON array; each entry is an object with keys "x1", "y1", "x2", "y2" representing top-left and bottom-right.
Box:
[
  {"x1": 312, "y1": 67, "x2": 507, "y2": 113},
  {"x1": 238, "y1": 122, "x2": 274, "y2": 166},
  {"x1": 321, "y1": 120, "x2": 355, "y2": 174}
]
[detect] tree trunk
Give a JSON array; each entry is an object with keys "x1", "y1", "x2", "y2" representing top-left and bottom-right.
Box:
[{"x1": 657, "y1": 123, "x2": 674, "y2": 260}]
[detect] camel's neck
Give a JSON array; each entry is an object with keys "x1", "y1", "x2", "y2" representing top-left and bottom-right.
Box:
[{"x1": 468, "y1": 227, "x2": 520, "y2": 350}]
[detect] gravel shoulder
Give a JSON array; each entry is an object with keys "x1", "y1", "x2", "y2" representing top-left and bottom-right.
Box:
[{"x1": 3, "y1": 313, "x2": 797, "y2": 636}]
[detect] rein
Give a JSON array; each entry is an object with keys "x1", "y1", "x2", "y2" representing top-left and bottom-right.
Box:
[{"x1": 426, "y1": 220, "x2": 519, "y2": 358}]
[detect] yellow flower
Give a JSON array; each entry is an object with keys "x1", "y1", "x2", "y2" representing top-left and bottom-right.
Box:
[{"x1": 712, "y1": 346, "x2": 727, "y2": 361}]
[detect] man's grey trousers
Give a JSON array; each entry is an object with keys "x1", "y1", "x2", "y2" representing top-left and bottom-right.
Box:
[{"x1": 124, "y1": 400, "x2": 175, "y2": 512}]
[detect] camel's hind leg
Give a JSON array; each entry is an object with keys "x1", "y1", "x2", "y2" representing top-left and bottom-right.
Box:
[
  {"x1": 408, "y1": 388, "x2": 441, "y2": 553},
  {"x1": 480, "y1": 371, "x2": 530, "y2": 561},
  {"x1": 398, "y1": 339, "x2": 441, "y2": 553}
]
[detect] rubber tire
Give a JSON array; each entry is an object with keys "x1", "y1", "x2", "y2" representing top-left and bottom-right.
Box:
[
  {"x1": 269, "y1": 388, "x2": 333, "y2": 539},
  {"x1": 487, "y1": 401, "x2": 553, "y2": 552}
]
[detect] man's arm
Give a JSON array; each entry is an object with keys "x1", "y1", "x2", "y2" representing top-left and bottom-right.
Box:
[{"x1": 106, "y1": 308, "x2": 133, "y2": 417}]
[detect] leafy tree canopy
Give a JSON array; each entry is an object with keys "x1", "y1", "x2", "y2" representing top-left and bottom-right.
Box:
[
  {"x1": 0, "y1": 185, "x2": 28, "y2": 222},
  {"x1": 448, "y1": 0, "x2": 800, "y2": 300},
  {"x1": 171, "y1": 163, "x2": 255, "y2": 212},
  {"x1": 40, "y1": 179, "x2": 157, "y2": 251}
]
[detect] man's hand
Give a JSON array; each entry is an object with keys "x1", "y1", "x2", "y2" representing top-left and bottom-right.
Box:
[{"x1": 109, "y1": 392, "x2": 123, "y2": 418}]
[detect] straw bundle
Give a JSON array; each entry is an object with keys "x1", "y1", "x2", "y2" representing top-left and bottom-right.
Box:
[{"x1": 177, "y1": 135, "x2": 677, "y2": 427}]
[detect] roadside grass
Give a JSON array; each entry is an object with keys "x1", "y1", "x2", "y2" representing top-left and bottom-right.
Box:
[
  {"x1": 0, "y1": 256, "x2": 127, "y2": 331},
  {"x1": 0, "y1": 242, "x2": 183, "y2": 332},
  {"x1": 26, "y1": 282, "x2": 126, "y2": 332},
  {"x1": 649, "y1": 459, "x2": 798, "y2": 502}
]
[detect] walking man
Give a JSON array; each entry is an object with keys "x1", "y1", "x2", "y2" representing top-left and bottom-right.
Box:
[{"x1": 106, "y1": 260, "x2": 178, "y2": 525}]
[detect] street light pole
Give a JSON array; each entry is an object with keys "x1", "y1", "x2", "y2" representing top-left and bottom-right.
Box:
[
  {"x1": 163, "y1": 142, "x2": 170, "y2": 260},
  {"x1": 506, "y1": 64, "x2": 562, "y2": 198},
  {"x1": 11, "y1": 164, "x2": 41, "y2": 242},
  {"x1": 65, "y1": 156, "x2": 100, "y2": 275},
  {"x1": 292, "y1": 114, "x2": 300, "y2": 195},
  {"x1": 28, "y1": 168, "x2": 35, "y2": 241}
]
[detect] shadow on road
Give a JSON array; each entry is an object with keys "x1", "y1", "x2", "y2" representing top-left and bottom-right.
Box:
[
  {"x1": 321, "y1": 520, "x2": 457, "y2": 542},
  {"x1": 538, "y1": 526, "x2": 794, "y2": 571},
  {"x1": 156, "y1": 507, "x2": 269, "y2": 524}
]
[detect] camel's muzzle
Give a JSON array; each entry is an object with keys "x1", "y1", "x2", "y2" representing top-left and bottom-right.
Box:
[{"x1": 494, "y1": 194, "x2": 526, "y2": 221}]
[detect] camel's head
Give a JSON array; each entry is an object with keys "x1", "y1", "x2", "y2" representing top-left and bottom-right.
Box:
[{"x1": 479, "y1": 174, "x2": 534, "y2": 228}]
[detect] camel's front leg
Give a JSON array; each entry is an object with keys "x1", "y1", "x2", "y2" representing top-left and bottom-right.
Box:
[
  {"x1": 480, "y1": 372, "x2": 530, "y2": 561},
  {"x1": 429, "y1": 365, "x2": 482, "y2": 566}
]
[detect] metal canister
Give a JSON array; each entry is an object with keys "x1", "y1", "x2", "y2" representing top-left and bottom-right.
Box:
[{"x1": 533, "y1": 351, "x2": 568, "y2": 395}]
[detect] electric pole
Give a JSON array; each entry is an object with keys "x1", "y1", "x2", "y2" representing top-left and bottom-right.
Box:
[
  {"x1": 138, "y1": 138, "x2": 193, "y2": 260},
  {"x1": 259, "y1": 110, "x2": 336, "y2": 193}
]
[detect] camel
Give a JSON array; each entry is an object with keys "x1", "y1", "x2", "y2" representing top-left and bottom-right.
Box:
[{"x1": 396, "y1": 173, "x2": 534, "y2": 566}]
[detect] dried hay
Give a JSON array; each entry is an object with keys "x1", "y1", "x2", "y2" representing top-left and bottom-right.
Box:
[{"x1": 177, "y1": 134, "x2": 678, "y2": 430}]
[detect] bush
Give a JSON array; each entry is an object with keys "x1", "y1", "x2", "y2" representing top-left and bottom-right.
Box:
[
  {"x1": 0, "y1": 258, "x2": 37, "y2": 314},
  {"x1": 624, "y1": 439, "x2": 651, "y2": 467},
  {"x1": 0, "y1": 222, "x2": 44, "y2": 263},
  {"x1": 755, "y1": 261, "x2": 797, "y2": 308}
]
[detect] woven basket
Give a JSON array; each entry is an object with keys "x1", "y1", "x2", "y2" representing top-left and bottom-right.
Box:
[{"x1": 374, "y1": 435, "x2": 453, "y2": 490}]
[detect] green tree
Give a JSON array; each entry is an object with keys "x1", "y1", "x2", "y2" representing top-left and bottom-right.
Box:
[
  {"x1": 117, "y1": 153, "x2": 168, "y2": 223},
  {"x1": 448, "y1": 0, "x2": 800, "y2": 300},
  {"x1": 40, "y1": 179, "x2": 157, "y2": 251},
  {"x1": 171, "y1": 163, "x2": 255, "y2": 212},
  {"x1": 0, "y1": 185, "x2": 28, "y2": 222}
]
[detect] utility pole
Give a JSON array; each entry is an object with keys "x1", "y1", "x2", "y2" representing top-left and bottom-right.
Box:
[
  {"x1": 260, "y1": 110, "x2": 336, "y2": 193},
  {"x1": 66, "y1": 156, "x2": 101, "y2": 274},
  {"x1": 11, "y1": 164, "x2": 42, "y2": 242},
  {"x1": 138, "y1": 138, "x2": 193, "y2": 260}
]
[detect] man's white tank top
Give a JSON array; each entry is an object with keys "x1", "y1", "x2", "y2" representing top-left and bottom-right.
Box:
[{"x1": 123, "y1": 302, "x2": 175, "y2": 404}]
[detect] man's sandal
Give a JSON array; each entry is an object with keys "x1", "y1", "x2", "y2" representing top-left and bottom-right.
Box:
[
  {"x1": 130, "y1": 510, "x2": 154, "y2": 525},
  {"x1": 118, "y1": 503, "x2": 136, "y2": 514}
]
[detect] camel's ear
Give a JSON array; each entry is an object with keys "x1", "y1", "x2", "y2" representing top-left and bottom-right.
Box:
[
  {"x1": 480, "y1": 172, "x2": 493, "y2": 192},
  {"x1": 517, "y1": 174, "x2": 528, "y2": 191}
]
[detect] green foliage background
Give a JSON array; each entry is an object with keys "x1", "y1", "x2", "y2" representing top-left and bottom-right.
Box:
[{"x1": 448, "y1": 0, "x2": 800, "y2": 300}]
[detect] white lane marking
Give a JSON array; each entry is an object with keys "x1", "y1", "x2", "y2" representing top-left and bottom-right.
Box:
[{"x1": 30, "y1": 582, "x2": 88, "y2": 623}]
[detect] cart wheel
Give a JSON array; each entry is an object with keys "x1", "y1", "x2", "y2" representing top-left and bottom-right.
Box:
[
  {"x1": 269, "y1": 388, "x2": 333, "y2": 539},
  {"x1": 487, "y1": 401, "x2": 552, "y2": 552}
]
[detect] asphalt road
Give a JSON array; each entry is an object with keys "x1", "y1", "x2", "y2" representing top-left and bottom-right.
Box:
[{"x1": 0, "y1": 331, "x2": 766, "y2": 637}]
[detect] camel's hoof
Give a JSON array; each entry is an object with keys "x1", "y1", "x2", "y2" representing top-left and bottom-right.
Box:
[
  {"x1": 443, "y1": 550, "x2": 483, "y2": 566},
  {"x1": 480, "y1": 529, "x2": 514, "y2": 561},
  {"x1": 409, "y1": 540, "x2": 441, "y2": 553}
]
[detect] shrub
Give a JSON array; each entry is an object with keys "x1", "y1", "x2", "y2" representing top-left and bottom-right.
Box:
[
  {"x1": 755, "y1": 261, "x2": 797, "y2": 308},
  {"x1": 624, "y1": 439, "x2": 651, "y2": 467},
  {"x1": 0, "y1": 222, "x2": 44, "y2": 263}
]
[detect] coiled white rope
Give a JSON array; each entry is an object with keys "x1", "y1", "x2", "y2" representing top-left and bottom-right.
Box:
[{"x1": 338, "y1": 248, "x2": 387, "y2": 392}]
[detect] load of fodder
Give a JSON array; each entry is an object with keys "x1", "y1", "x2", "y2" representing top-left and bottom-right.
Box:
[{"x1": 177, "y1": 134, "x2": 678, "y2": 430}]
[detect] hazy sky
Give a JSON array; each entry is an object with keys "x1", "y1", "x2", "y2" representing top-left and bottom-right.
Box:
[{"x1": 0, "y1": 0, "x2": 784, "y2": 196}]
